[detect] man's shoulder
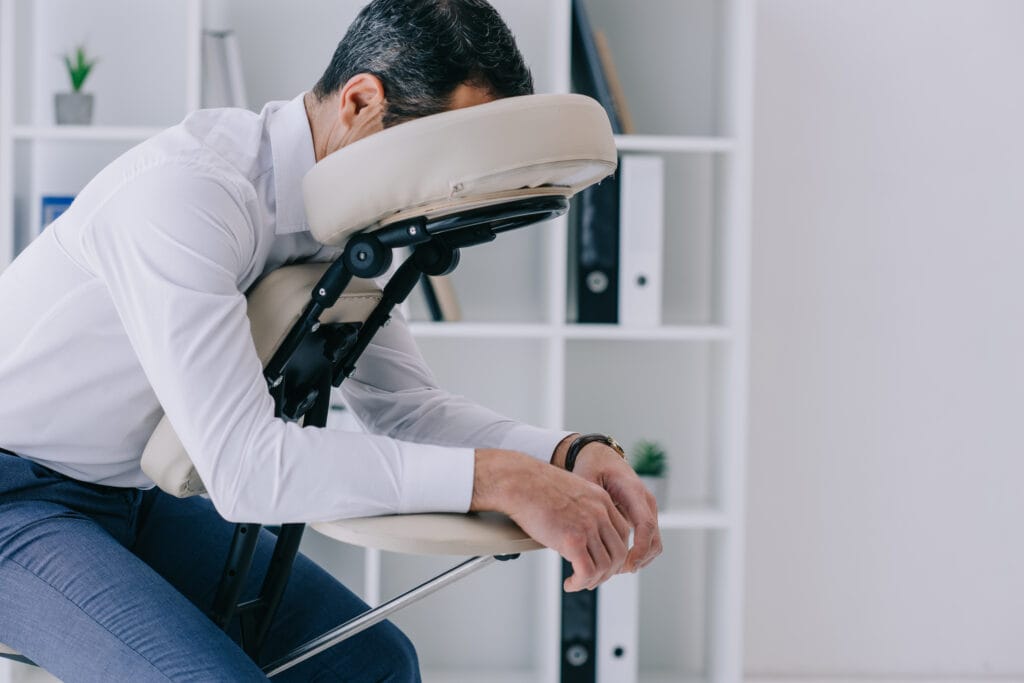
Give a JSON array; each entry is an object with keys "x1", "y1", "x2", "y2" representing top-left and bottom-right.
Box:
[
  {"x1": 177, "y1": 107, "x2": 268, "y2": 176},
  {"x1": 108, "y1": 107, "x2": 266, "y2": 195},
  {"x1": 100, "y1": 109, "x2": 267, "y2": 208}
]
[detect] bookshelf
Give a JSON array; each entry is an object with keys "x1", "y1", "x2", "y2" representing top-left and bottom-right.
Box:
[
  {"x1": 10, "y1": 126, "x2": 164, "y2": 141},
  {"x1": 0, "y1": 1, "x2": 754, "y2": 682}
]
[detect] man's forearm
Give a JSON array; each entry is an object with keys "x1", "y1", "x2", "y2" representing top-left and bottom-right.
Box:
[{"x1": 471, "y1": 448, "x2": 522, "y2": 512}]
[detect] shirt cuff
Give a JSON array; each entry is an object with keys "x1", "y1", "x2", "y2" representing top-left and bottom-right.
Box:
[
  {"x1": 498, "y1": 424, "x2": 575, "y2": 465},
  {"x1": 397, "y1": 443, "x2": 476, "y2": 514}
]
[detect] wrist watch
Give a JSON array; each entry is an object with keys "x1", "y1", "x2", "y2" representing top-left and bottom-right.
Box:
[{"x1": 564, "y1": 433, "x2": 626, "y2": 472}]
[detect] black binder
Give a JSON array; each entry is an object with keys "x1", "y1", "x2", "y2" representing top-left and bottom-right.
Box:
[
  {"x1": 560, "y1": 559, "x2": 598, "y2": 683},
  {"x1": 574, "y1": 173, "x2": 620, "y2": 323},
  {"x1": 571, "y1": 0, "x2": 622, "y2": 324}
]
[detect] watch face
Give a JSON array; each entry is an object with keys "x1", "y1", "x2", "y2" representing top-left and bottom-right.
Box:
[{"x1": 606, "y1": 436, "x2": 625, "y2": 457}]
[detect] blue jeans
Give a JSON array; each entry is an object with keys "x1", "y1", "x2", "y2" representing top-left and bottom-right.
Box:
[{"x1": 0, "y1": 450, "x2": 420, "y2": 682}]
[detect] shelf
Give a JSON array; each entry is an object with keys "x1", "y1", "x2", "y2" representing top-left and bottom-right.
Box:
[
  {"x1": 658, "y1": 506, "x2": 730, "y2": 530},
  {"x1": 421, "y1": 671, "x2": 709, "y2": 683},
  {"x1": 614, "y1": 134, "x2": 734, "y2": 154},
  {"x1": 639, "y1": 675, "x2": 708, "y2": 683},
  {"x1": 0, "y1": 1, "x2": 754, "y2": 680},
  {"x1": 422, "y1": 670, "x2": 539, "y2": 683},
  {"x1": 11, "y1": 132, "x2": 733, "y2": 152},
  {"x1": 409, "y1": 322, "x2": 731, "y2": 342},
  {"x1": 408, "y1": 322, "x2": 552, "y2": 339},
  {"x1": 562, "y1": 324, "x2": 731, "y2": 342},
  {"x1": 11, "y1": 126, "x2": 164, "y2": 142},
  {"x1": 424, "y1": 670, "x2": 709, "y2": 683}
]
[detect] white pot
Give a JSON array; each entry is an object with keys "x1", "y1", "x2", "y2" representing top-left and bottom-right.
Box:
[{"x1": 638, "y1": 475, "x2": 667, "y2": 509}]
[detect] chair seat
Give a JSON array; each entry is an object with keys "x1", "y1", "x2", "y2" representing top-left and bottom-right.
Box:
[{"x1": 312, "y1": 512, "x2": 542, "y2": 556}]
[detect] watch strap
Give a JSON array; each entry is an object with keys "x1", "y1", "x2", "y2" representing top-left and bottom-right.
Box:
[{"x1": 564, "y1": 433, "x2": 626, "y2": 472}]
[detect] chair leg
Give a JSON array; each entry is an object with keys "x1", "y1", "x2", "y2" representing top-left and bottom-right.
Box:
[
  {"x1": 238, "y1": 523, "x2": 306, "y2": 657},
  {"x1": 210, "y1": 522, "x2": 262, "y2": 629},
  {"x1": 262, "y1": 554, "x2": 509, "y2": 678}
]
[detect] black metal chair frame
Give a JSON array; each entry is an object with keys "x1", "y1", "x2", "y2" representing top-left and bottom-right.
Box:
[{"x1": 214, "y1": 195, "x2": 568, "y2": 676}]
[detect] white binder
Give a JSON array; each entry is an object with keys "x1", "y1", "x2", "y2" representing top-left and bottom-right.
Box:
[
  {"x1": 617, "y1": 155, "x2": 665, "y2": 327},
  {"x1": 596, "y1": 571, "x2": 639, "y2": 683}
]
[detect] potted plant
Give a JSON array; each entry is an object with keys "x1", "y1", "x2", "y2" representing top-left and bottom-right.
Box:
[
  {"x1": 56, "y1": 45, "x2": 97, "y2": 125},
  {"x1": 631, "y1": 439, "x2": 667, "y2": 508}
]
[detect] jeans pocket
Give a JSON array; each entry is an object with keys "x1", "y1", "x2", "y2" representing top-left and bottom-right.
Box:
[
  {"x1": 0, "y1": 452, "x2": 53, "y2": 499},
  {"x1": 29, "y1": 462, "x2": 58, "y2": 481}
]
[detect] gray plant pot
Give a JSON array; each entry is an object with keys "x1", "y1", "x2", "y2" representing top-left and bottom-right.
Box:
[{"x1": 55, "y1": 92, "x2": 94, "y2": 125}]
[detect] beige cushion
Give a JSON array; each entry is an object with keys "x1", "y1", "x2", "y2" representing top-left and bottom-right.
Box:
[
  {"x1": 303, "y1": 93, "x2": 617, "y2": 246},
  {"x1": 0, "y1": 643, "x2": 19, "y2": 657},
  {"x1": 312, "y1": 512, "x2": 542, "y2": 556},
  {"x1": 140, "y1": 265, "x2": 382, "y2": 497}
]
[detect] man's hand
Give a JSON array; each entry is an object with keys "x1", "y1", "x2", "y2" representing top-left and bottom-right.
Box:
[
  {"x1": 553, "y1": 435, "x2": 663, "y2": 573},
  {"x1": 471, "y1": 449, "x2": 631, "y2": 592}
]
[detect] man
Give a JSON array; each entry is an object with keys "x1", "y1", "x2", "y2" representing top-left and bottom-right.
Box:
[{"x1": 0, "y1": 1, "x2": 661, "y2": 680}]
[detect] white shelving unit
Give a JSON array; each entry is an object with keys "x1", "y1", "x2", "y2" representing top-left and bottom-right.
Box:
[
  {"x1": 0, "y1": 1, "x2": 754, "y2": 682},
  {"x1": 10, "y1": 126, "x2": 165, "y2": 141}
]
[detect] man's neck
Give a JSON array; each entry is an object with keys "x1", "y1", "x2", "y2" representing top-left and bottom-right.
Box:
[{"x1": 303, "y1": 91, "x2": 340, "y2": 163}]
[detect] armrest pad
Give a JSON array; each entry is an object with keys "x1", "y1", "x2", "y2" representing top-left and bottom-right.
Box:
[{"x1": 312, "y1": 512, "x2": 543, "y2": 556}]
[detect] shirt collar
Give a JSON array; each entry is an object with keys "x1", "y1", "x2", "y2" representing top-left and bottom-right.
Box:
[{"x1": 268, "y1": 92, "x2": 317, "y2": 235}]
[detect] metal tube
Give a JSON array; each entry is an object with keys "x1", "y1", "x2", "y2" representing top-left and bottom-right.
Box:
[{"x1": 263, "y1": 555, "x2": 497, "y2": 678}]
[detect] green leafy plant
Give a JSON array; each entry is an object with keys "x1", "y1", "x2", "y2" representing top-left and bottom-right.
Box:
[
  {"x1": 631, "y1": 440, "x2": 666, "y2": 477},
  {"x1": 63, "y1": 46, "x2": 97, "y2": 93}
]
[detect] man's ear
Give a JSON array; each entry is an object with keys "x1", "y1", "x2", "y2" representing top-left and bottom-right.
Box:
[{"x1": 338, "y1": 73, "x2": 386, "y2": 128}]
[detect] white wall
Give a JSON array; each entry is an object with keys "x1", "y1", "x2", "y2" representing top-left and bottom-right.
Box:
[{"x1": 747, "y1": 0, "x2": 1024, "y2": 678}]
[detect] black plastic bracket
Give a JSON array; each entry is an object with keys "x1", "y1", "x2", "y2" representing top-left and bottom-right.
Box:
[{"x1": 494, "y1": 553, "x2": 521, "y2": 562}]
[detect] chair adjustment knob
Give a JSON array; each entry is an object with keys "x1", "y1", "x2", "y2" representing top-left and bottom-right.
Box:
[
  {"x1": 413, "y1": 242, "x2": 460, "y2": 276},
  {"x1": 344, "y1": 236, "x2": 393, "y2": 279}
]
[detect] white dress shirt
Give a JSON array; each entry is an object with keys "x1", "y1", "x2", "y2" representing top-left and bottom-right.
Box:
[{"x1": 0, "y1": 93, "x2": 568, "y2": 523}]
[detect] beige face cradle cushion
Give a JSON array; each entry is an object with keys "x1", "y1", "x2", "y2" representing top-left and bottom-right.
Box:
[{"x1": 303, "y1": 93, "x2": 618, "y2": 247}]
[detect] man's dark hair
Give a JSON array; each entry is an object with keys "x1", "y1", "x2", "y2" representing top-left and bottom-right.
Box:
[{"x1": 313, "y1": 0, "x2": 534, "y2": 127}]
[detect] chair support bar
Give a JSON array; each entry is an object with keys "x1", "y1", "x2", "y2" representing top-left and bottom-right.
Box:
[
  {"x1": 242, "y1": 523, "x2": 306, "y2": 656},
  {"x1": 263, "y1": 554, "x2": 499, "y2": 678},
  {"x1": 210, "y1": 522, "x2": 262, "y2": 629}
]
